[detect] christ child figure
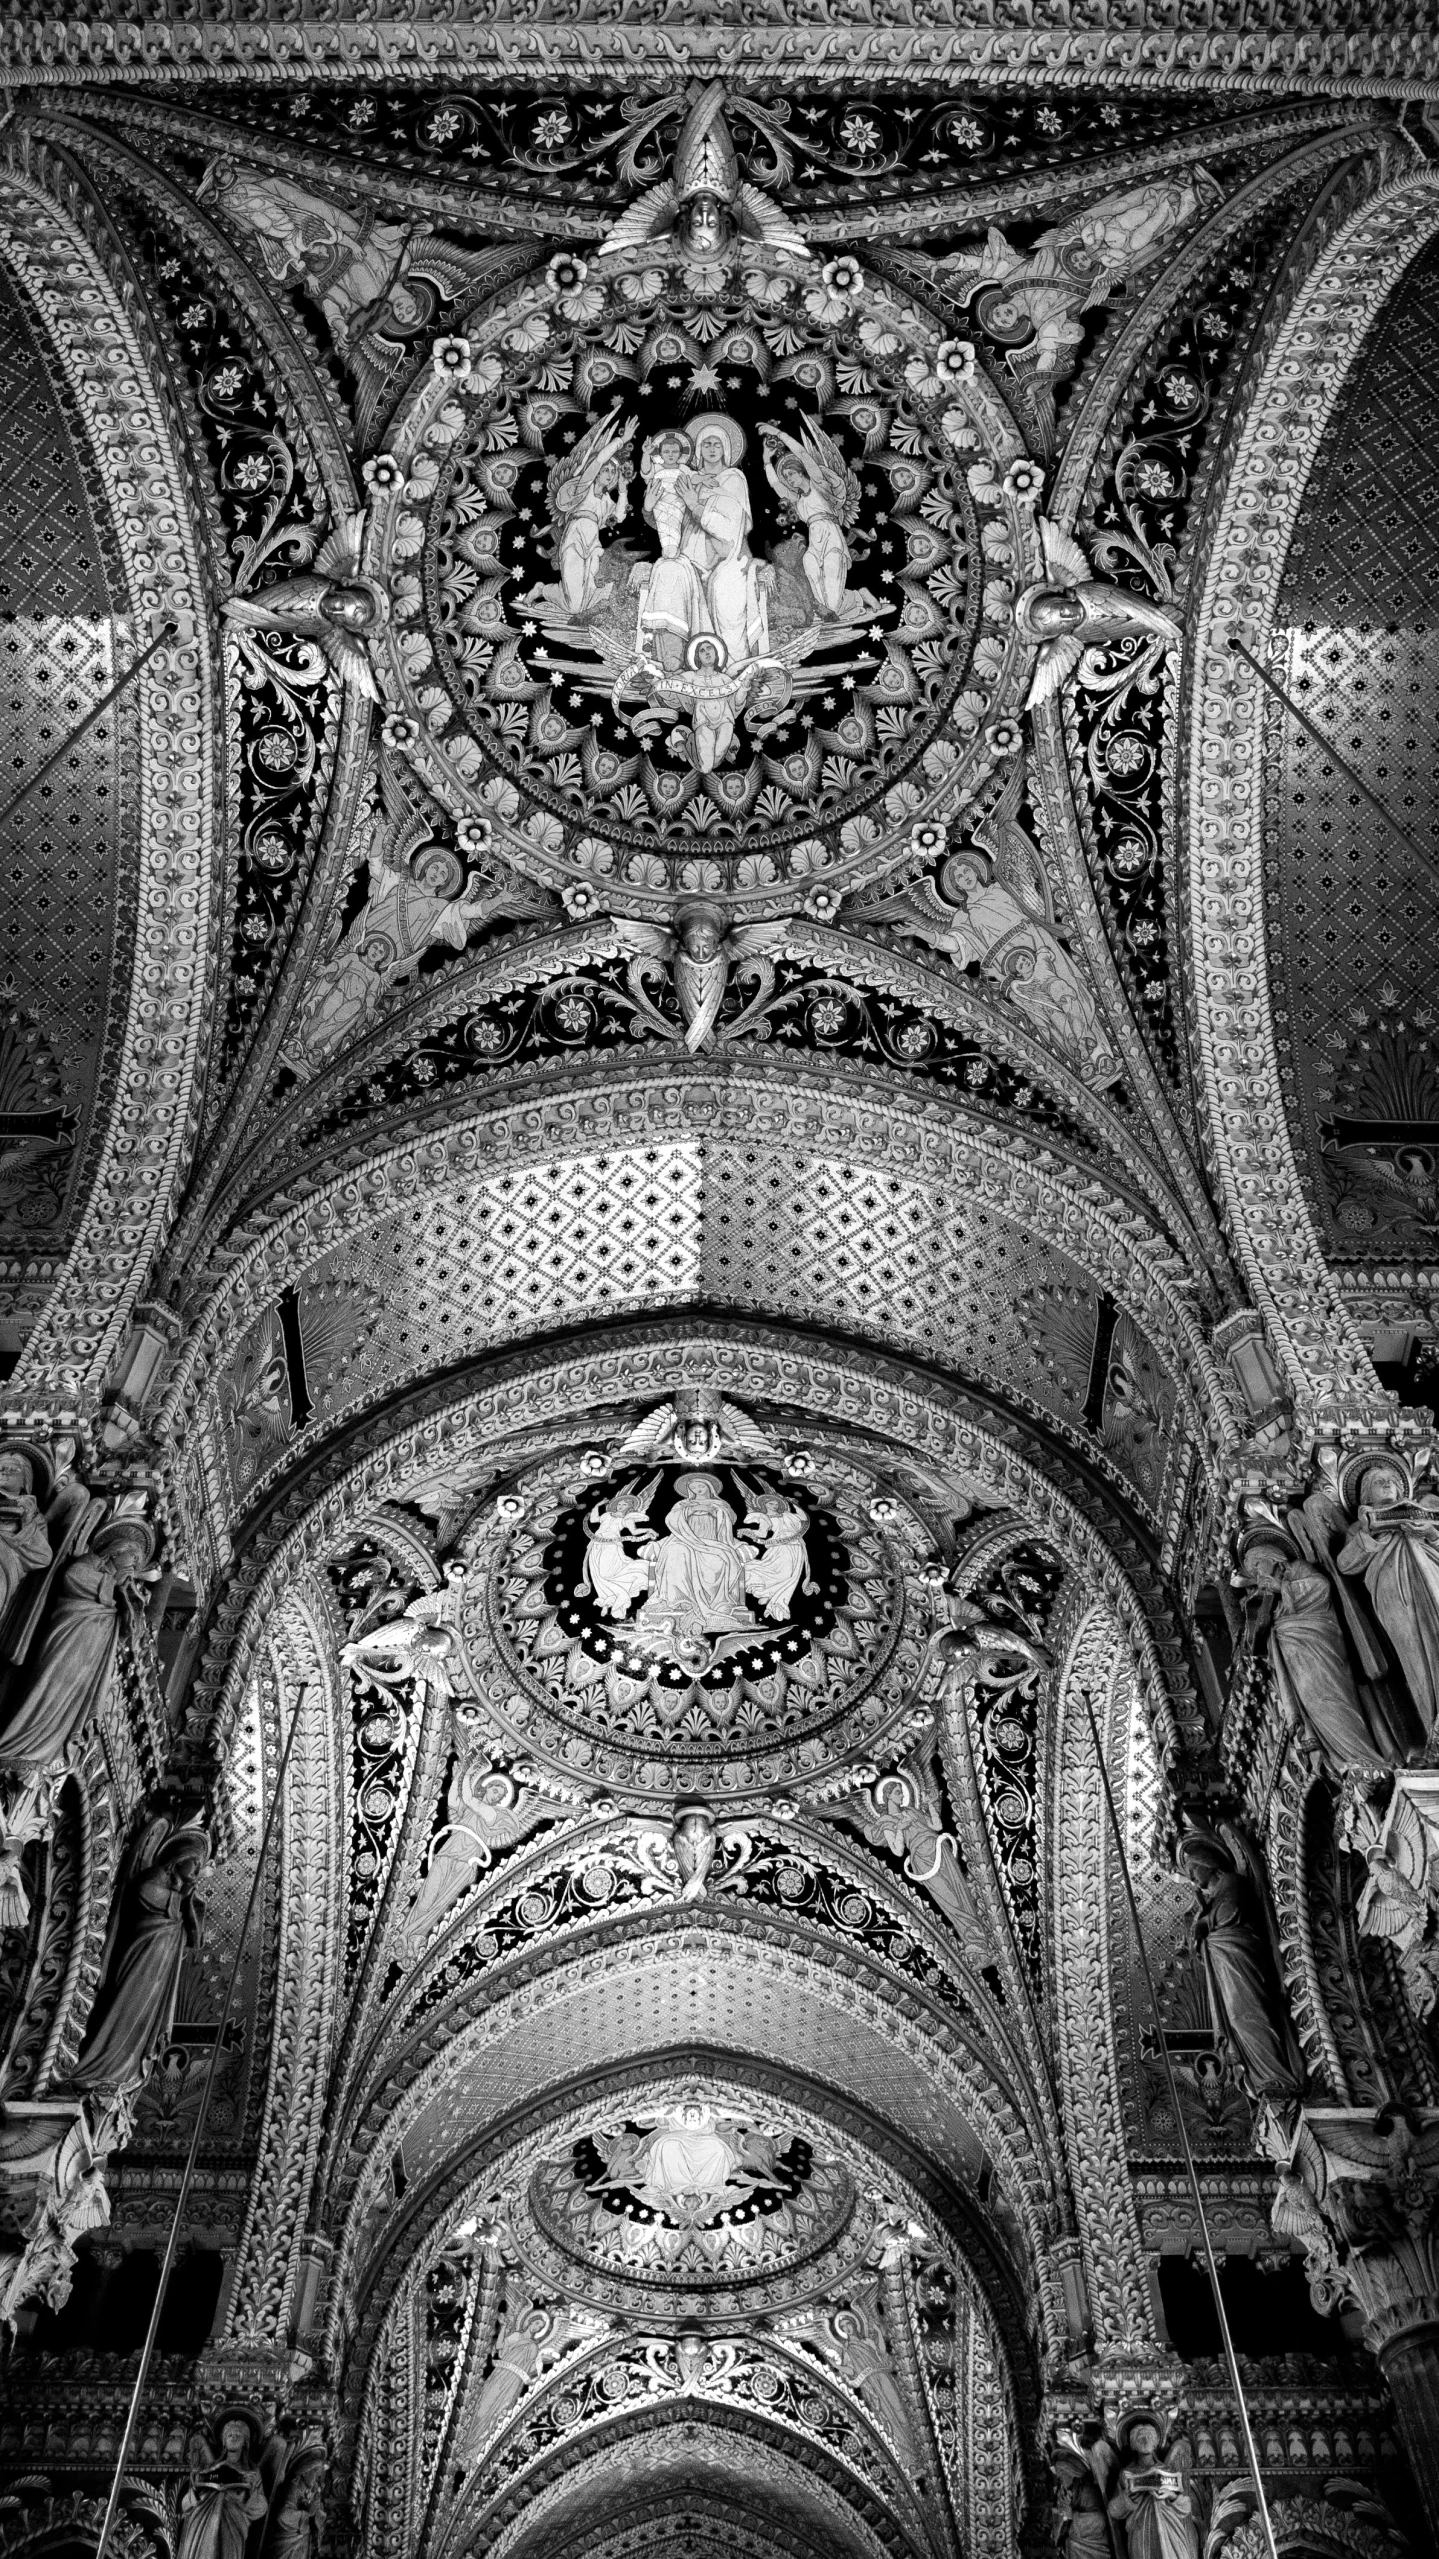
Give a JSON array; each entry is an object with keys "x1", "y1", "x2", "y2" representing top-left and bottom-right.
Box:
[{"x1": 641, "y1": 429, "x2": 693, "y2": 560}]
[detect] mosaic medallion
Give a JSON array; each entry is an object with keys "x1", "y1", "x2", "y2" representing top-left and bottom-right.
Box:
[
  {"x1": 500, "y1": 2091, "x2": 891, "y2": 2319},
  {"x1": 456, "y1": 1440, "x2": 921, "y2": 1802},
  {"x1": 362, "y1": 187, "x2": 1034, "y2": 921}
]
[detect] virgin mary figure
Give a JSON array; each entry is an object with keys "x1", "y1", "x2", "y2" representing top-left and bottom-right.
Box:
[
  {"x1": 637, "y1": 416, "x2": 769, "y2": 672},
  {"x1": 638, "y1": 1473, "x2": 755, "y2": 1637}
]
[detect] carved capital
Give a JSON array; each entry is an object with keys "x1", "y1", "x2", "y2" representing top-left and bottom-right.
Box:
[{"x1": 1267, "y1": 2103, "x2": 1439, "y2": 2359}]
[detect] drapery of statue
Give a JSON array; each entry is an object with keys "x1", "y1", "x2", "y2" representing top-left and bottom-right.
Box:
[
  {"x1": 0, "y1": 1499, "x2": 155, "y2": 1776},
  {"x1": 71, "y1": 1816, "x2": 209, "y2": 2097}
]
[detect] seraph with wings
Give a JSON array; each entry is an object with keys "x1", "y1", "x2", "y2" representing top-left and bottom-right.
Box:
[
  {"x1": 223, "y1": 511, "x2": 387, "y2": 699},
  {"x1": 1015, "y1": 519, "x2": 1181, "y2": 711}
]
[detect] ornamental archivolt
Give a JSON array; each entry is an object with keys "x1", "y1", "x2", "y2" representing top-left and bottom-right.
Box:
[{"x1": 336, "y1": 96, "x2": 1035, "y2": 928}]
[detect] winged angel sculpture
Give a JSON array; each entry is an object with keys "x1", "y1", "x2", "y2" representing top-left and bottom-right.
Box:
[
  {"x1": 1015, "y1": 520, "x2": 1181, "y2": 711},
  {"x1": 522, "y1": 403, "x2": 888, "y2": 777}
]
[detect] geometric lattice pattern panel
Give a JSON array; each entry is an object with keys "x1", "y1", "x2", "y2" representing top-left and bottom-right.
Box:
[
  {"x1": 0, "y1": 256, "x2": 133, "y2": 1310},
  {"x1": 215, "y1": 1142, "x2": 1176, "y2": 1515},
  {"x1": 394, "y1": 1941, "x2": 989, "y2": 2195},
  {"x1": 1270, "y1": 230, "x2": 1439, "y2": 1260}
]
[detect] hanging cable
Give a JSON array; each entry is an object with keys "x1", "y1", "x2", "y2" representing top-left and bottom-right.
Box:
[
  {"x1": 1078, "y1": 1682, "x2": 1280, "y2": 2559},
  {"x1": 92, "y1": 1679, "x2": 311, "y2": 2559},
  {"x1": 0, "y1": 618, "x2": 178, "y2": 840},
  {"x1": 1226, "y1": 629, "x2": 1438, "y2": 883}
]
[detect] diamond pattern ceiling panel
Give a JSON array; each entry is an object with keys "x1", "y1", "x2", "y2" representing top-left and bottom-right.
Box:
[
  {"x1": 0, "y1": 255, "x2": 134, "y2": 1300},
  {"x1": 215, "y1": 1142, "x2": 1157, "y2": 1511},
  {"x1": 1269, "y1": 231, "x2": 1439, "y2": 1262},
  {"x1": 393, "y1": 1939, "x2": 990, "y2": 2198}
]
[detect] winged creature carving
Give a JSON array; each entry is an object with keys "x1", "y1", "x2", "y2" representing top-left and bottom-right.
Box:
[
  {"x1": 614, "y1": 1391, "x2": 788, "y2": 1469},
  {"x1": 341, "y1": 1567, "x2": 470, "y2": 1700},
  {"x1": 597, "y1": 80, "x2": 810, "y2": 264},
  {"x1": 223, "y1": 512, "x2": 387, "y2": 698},
  {"x1": 1015, "y1": 519, "x2": 1181, "y2": 710},
  {"x1": 618, "y1": 902, "x2": 787, "y2": 1052}
]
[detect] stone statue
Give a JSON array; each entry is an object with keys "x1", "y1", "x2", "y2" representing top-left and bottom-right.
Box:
[
  {"x1": 177, "y1": 2410, "x2": 270, "y2": 2559},
  {"x1": 1176, "y1": 1826, "x2": 1304, "y2": 2103},
  {"x1": 0, "y1": 1452, "x2": 53, "y2": 1637},
  {"x1": 260, "y1": 2440, "x2": 325, "y2": 2559},
  {"x1": 1107, "y1": 2417, "x2": 1198, "y2": 2559},
  {"x1": 1240, "y1": 1540, "x2": 1393, "y2": 1771},
  {"x1": 1338, "y1": 1464, "x2": 1439, "y2": 1741},
  {"x1": 0, "y1": 1515, "x2": 156, "y2": 1773},
  {"x1": 1051, "y1": 2426, "x2": 1118, "y2": 2559},
  {"x1": 71, "y1": 1817, "x2": 209, "y2": 2095}
]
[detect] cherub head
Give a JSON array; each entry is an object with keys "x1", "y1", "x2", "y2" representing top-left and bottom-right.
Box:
[
  {"x1": 687, "y1": 635, "x2": 725, "y2": 676},
  {"x1": 319, "y1": 582, "x2": 380, "y2": 634},
  {"x1": 676, "y1": 899, "x2": 727, "y2": 964},
  {"x1": 1026, "y1": 586, "x2": 1086, "y2": 637},
  {"x1": 682, "y1": 194, "x2": 731, "y2": 261}
]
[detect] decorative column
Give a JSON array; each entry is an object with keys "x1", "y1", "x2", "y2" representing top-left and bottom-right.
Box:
[{"x1": 1267, "y1": 2103, "x2": 1439, "y2": 2539}]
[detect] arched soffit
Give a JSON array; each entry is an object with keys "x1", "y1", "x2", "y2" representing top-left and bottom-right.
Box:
[
  {"x1": 455, "y1": 2406, "x2": 920, "y2": 2559},
  {"x1": 498, "y1": 2465, "x2": 879, "y2": 2559},
  {"x1": 1187, "y1": 164, "x2": 1439, "y2": 1427},
  {"x1": 492, "y1": 2450, "x2": 886, "y2": 2559},
  {"x1": 326, "y1": 1952, "x2": 1055, "y2": 2380},
  {"x1": 182, "y1": 1322, "x2": 1197, "y2": 1767},
  {"x1": 158, "y1": 1071, "x2": 1223, "y2": 1548},
  {"x1": 340, "y1": 2056, "x2": 1033, "y2": 2450},
  {"x1": 0, "y1": 132, "x2": 216, "y2": 1410},
  {"x1": 1264, "y1": 231, "x2": 1439, "y2": 1290},
  {"x1": 208, "y1": 916, "x2": 1184, "y2": 1253}
]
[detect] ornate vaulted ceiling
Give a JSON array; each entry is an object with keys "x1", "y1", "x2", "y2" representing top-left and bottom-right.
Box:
[{"x1": 2, "y1": 22, "x2": 1439, "y2": 2559}]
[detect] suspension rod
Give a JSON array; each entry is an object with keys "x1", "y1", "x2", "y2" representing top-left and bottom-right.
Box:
[
  {"x1": 92, "y1": 1681, "x2": 310, "y2": 2559},
  {"x1": 1079, "y1": 1683, "x2": 1279, "y2": 2559},
  {"x1": 1227, "y1": 630, "x2": 1437, "y2": 883},
  {"x1": 0, "y1": 619, "x2": 177, "y2": 840}
]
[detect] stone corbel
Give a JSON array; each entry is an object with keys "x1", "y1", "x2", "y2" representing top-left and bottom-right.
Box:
[{"x1": 0, "y1": 2090, "x2": 134, "y2": 2335}]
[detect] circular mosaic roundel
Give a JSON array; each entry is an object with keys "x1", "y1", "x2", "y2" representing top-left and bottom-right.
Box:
[
  {"x1": 366, "y1": 246, "x2": 1033, "y2": 919},
  {"x1": 505, "y1": 2098, "x2": 887, "y2": 2319},
  {"x1": 459, "y1": 1449, "x2": 921, "y2": 1803}
]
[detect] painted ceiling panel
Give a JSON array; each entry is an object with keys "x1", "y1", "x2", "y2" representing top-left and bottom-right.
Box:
[
  {"x1": 0, "y1": 259, "x2": 136, "y2": 1351},
  {"x1": 1269, "y1": 230, "x2": 1439, "y2": 1265}
]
